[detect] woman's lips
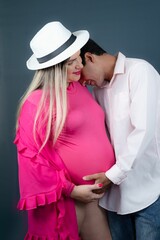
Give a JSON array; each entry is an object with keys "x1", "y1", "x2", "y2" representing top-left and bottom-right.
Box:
[{"x1": 73, "y1": 71, "x2": 81, "y2": 75}]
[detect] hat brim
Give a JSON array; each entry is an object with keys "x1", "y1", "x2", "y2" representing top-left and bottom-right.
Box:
[{"x1": 26, "y1": 30, "x2": 89, "y2": 70}]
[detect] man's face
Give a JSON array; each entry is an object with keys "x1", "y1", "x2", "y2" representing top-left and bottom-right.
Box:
[{"x1": 81, "y1": 56, "x2": 105, "y2": 87}]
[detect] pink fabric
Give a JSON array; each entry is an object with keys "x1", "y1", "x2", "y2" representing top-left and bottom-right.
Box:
[
  {"x1": 55, "y1": 82, "x2": 115, "y2": 184},
  {"x1": 14, "y1": 92, "x2": 79, "y2": 239},
  {"x1": 14, "y1": 82, "x2": 115, "y2": 239}
]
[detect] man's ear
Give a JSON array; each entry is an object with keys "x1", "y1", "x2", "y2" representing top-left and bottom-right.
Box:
[{"x1": 84, "y1": 52, "x2": 95, "y2": 63}]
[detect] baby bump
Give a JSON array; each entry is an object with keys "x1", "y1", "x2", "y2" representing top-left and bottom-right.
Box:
[{"x1": 58, "y1": 146, "x2": 115, "y2": 185}]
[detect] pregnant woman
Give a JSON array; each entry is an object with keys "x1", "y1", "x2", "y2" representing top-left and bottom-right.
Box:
[{"x1": 14, "y1": 21, "x2": 115, "y2": 240}]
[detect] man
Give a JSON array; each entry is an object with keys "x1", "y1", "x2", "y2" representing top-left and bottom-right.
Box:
[{"x1": 80, "y1": 39, "x2": 160, "y2": 240}]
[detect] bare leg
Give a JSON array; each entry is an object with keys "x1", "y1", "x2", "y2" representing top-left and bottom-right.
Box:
[
  {"x1": 80, "y1": 200, "x2": 112, "y2": 240},
  {"x1": 75, "y1": 200, "x2": 86, "y2": 234}
]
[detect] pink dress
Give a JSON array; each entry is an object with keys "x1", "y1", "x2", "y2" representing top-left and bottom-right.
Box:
[{"x1": 14, "y1": 82, "x2": 115, "y2": 239}]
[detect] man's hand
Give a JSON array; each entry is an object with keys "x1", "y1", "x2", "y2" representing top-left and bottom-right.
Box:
[
  {"x1": 83, "y1": 172, "x2": 112, "y2": 194},
  {"x1": 70, "y1": 183, "x2": 105, "y2": 203}
]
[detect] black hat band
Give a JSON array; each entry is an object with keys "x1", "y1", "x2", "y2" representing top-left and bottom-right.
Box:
[{"x1": 37, "y1": 34, "x2": 77, "y2": 64}]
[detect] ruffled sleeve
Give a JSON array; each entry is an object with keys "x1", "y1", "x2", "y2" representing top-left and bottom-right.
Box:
[{"x1": 14, "y1": 98, "x2": 79, "y2": 239}]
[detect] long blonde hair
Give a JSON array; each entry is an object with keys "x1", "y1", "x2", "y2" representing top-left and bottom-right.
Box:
[{"x1": 16, "y1": 62, "x2": 68, "y2": 151}]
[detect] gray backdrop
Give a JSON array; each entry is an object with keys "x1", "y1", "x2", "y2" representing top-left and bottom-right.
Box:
[{"x1": 0, "y1": 0, "x2": 160, "y2": 239}]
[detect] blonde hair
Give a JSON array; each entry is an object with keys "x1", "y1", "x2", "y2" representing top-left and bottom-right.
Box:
[{"x1": 16, "y1": 62, "x2": 68, "y2": 151}]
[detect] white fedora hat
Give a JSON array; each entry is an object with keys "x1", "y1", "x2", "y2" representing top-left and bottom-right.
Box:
[{"x1": 26, "y1": 21, "x2": 89, "y2": 70}]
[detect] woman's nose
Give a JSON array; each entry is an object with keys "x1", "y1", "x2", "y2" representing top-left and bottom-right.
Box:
[
  {"x1": 76, "y1": 57, "x2": 83, "y2": 69},
  {"x1": 78, "y1": 62, "x2": 83, "y2": 69}
]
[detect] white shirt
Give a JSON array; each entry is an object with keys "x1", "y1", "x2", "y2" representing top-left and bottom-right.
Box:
[{"x1": 94, "y1": 52, "x2": 160, "y2": 214}]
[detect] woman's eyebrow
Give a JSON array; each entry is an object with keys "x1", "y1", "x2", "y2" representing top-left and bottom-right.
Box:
[{"x1": 68, "y1": 57, "x2": 77, "y2": 63}]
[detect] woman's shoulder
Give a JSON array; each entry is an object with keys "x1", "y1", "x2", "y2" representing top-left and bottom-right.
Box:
[
  {"x1": 20, "y1": 90, "x2": 42, "y2": 118},
  {"x1": 27, "y1": 89, "x2": 42, "y2": 105}
]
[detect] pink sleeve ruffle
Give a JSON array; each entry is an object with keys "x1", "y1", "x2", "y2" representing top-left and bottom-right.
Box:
[
  {"x1": 17, "y1": 190, "x2": 62, "y2": 210},
  {"x1": 14, "y1": 131, "x2": 74, "y2": 210}
]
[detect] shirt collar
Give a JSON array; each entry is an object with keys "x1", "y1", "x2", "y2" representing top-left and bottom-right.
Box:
[
  {"x1": 109, "y1": 52, "x2": 126, "y2": 85},
  {"x1": 100, "y1": 52, "x2": 126, "y2": 88}
]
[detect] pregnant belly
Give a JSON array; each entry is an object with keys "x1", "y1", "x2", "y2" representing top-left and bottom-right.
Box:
[{"x1": 58, "y1": 145, "x2": 115, "y2": 185}]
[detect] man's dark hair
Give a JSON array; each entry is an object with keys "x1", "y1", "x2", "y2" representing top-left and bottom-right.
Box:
[{"x1": 80, "y1": 39, "x2": 106, "y2": 65}]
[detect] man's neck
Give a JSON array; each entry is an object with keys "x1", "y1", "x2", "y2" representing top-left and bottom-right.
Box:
[{"x1": 103, "y1": 54, "x2": 117, "y2": 82}]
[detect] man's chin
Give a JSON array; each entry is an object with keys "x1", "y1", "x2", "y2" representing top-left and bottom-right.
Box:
[{"x1": 79, "y1": 78, "x2": 98, "y2": 87}]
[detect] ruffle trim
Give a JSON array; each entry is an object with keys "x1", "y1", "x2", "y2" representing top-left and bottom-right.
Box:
[
  {"x1": 14, "y1": 130, "x2": 80, "y2": 239},
  {"x1": 24, "y1": 232, "x2": 80, "y2": 240},
  {"x1": 17, "y1": 188, "x2": 62, "y2": 210},
  {"x1": 14, "y1": 132, "x2": 37, "y2": 160},
  {"x1": 14, "y1": 131, "x2": 74, "y2": 198},
  {"x1": 24, "y1": 233, "x2": 55, "y2": 240}
]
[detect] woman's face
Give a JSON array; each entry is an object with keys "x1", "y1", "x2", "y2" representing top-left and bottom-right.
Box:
[{"x1": 66, "y1": 50, "x2": 83, "y2": 83}]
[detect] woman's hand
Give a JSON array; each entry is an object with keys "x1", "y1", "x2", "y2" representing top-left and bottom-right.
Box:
[{"x1": 70, "y1": 184, "x2": 104, "y2": 203}]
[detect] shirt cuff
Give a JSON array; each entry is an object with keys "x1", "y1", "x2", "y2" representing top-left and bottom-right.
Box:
[{"x1": 105, "y1": 164, "x2": 128, "y2": 185}]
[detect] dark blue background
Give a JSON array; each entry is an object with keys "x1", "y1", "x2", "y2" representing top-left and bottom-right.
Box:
[{"x1": 0, "y1": 0, "x2": 160, "y2": 239}]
